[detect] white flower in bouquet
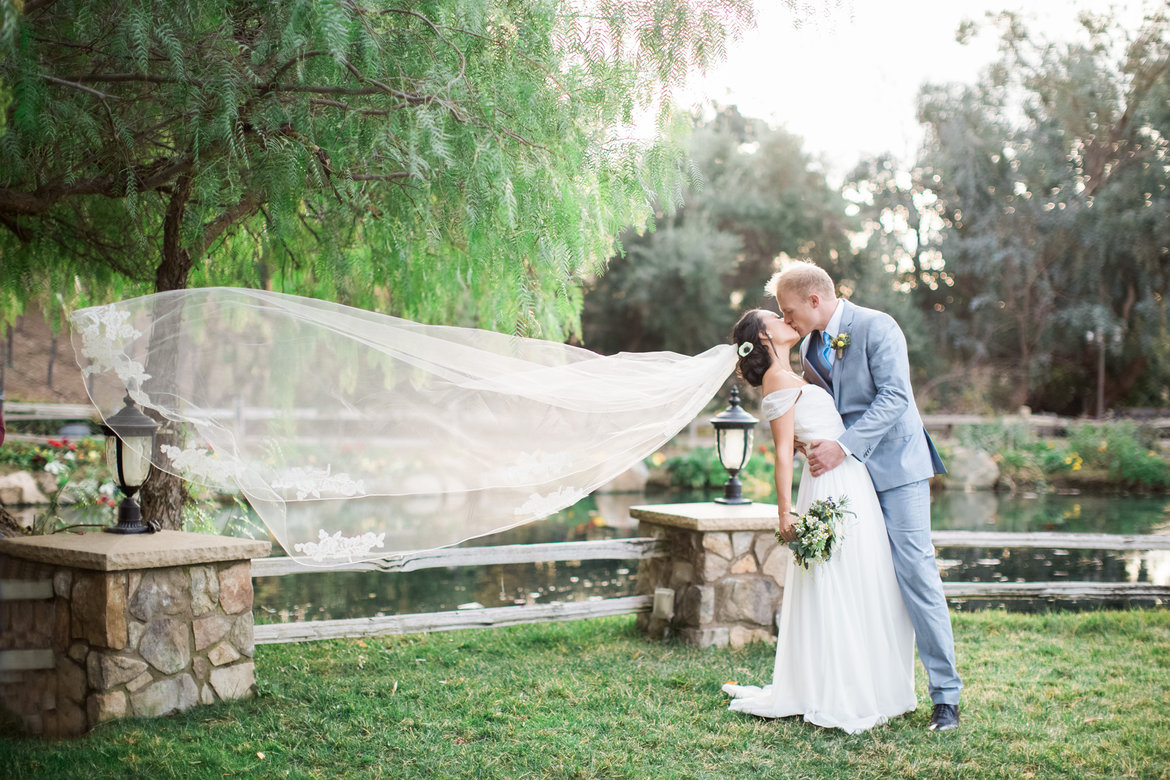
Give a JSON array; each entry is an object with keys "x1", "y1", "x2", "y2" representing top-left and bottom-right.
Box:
[{"x1": 778, "y1": 495, "x2": 853, "y2": 569}]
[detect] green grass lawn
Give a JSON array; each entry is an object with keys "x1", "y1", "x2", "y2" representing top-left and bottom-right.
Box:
[{"x1": 3, "y1": 610, "x2": 1168, "y2": 779}]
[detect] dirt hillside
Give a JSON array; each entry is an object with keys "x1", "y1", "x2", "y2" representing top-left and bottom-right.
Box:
[{"x1": 2, "y1": 304, "x2": 91, "y2": 405}]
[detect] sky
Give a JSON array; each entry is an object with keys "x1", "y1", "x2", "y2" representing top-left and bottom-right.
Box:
[{"x1": 677, "y1": 0, "x2": 1150, "y2": 180}]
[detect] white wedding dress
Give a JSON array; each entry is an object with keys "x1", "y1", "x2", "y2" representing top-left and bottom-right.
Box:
[{"x1": 722, "y1": 384, "x2": 917, "y2": 734}]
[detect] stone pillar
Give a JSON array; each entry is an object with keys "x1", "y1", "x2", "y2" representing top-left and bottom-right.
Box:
[
  {"x1": 0, "y1": 530, "x2": 269, "y2": 736},
  {"x1": 633, "y1": 502, "x2": 788, "y2": 649}
]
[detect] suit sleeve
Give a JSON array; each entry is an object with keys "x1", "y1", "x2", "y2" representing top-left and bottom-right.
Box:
[{"x1": 837, "y1": 313, "x2": 914, "y2": 461}]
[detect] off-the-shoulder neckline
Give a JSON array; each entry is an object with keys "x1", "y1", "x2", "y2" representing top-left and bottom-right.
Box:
[{"x1": 762, "y1": 385, "x2": 819, "y2": 401}]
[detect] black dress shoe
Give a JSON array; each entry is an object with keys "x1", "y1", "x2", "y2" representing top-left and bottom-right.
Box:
[{"x1": 929, "y1": 703, "x2": 960, "y2": 731}]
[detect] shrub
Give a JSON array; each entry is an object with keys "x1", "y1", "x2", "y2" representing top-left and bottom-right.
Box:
[
  {"x1": 662, "y1": 447, "x2": 729, "y2": 490},
  {"x1": 954, "y1": 419, "x2": 1169, "y2": 492},
  {"x1": 1069, "y1": 421, "x2": 1170, "y2": 489},
  {"x1": 660, "y1": 443, "x2": 788, "y2": 501},
  {"x1": 0, "y1": 438, "x2": 117, "y2": 532}
]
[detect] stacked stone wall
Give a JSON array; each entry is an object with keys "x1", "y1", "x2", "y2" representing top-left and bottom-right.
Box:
[
  {"x1": 0, "y1": 536, "x2": 263, "y2": 736},
  {"x1": 634, "y1": 510, "x2": 789, "y2": 649}
]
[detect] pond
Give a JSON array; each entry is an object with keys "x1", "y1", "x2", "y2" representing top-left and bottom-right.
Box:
[{"x1": 249, "y1": 489, "x2": 1170, "y2": 622}]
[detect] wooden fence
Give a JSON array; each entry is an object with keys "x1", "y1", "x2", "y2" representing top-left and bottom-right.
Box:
[
  {"x1": 921, "y1": 412, "x2": 1170, "y2": 438},
  {"x1": 6, "y1": 401, "x2": 1169, "y2": 440},
  {"x1": 251, "y1": 531, "x2": 1170, "y2": 645}
]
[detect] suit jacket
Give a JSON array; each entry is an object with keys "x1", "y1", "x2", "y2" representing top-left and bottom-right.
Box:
[{"x1": 800, "y1": 299, "x2": 945, "y2": 492}]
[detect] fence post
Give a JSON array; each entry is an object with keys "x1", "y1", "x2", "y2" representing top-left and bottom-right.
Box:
[{"x1": 632, "y1": 502, "x2": 787, "y2": 649}]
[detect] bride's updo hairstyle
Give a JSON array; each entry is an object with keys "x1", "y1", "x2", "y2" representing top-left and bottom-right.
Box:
[{"x1": 731, "y1": 309, "x2": 772, "y2": 387}]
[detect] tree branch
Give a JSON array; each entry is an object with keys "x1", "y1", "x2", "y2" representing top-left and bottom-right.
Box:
[
  {"x1": 336, "y1": 58, "x2": 436, "y2": 106},
  {"x1": 0, "y1": 156, "x2": 193, "y2": 217},
  {"x1": 41, "y1": 74, "x2": 121, "y2": 101},
  {"x1": 268, "y1": 50, "x2": 331, "y2": 84},
  {"x1": 66, "y1": 72, "x2": 191, "y2": 86},
  {"x1": 347, "y1": 4, "x2": 470, "y2": 94},
  {"x1": 191, "y1": 189, "x2": 265, "y2": 259},
  {"x1": 309, "y1": 97, "x2": 389, "y2": 116},
  {"x1": 347, "y1": 173, "x2": 411, "y2": 181}
]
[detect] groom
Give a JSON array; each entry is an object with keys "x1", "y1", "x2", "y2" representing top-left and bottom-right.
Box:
[{"x1": 768, "y1": 261, "x2": 962, "y2": 732}]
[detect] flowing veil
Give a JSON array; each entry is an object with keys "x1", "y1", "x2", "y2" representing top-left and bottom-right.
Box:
[{"x1": 69, "y1": 288, "x2": 736, "y2": 566}]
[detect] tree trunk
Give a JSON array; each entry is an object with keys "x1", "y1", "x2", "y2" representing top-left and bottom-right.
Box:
[
  {"x1": 1109, "y1": 354, "x2": 1149, "y2": 410},
  {"x1": 140, "y1": 175, "x2": 195, "y2": 531},
  {"x1": 47, "y1": 334, "x2": 56, "y2": 388}
]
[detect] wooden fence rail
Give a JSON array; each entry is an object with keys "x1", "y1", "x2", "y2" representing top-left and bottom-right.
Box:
[
  {"x1": 255, "y1": 596, "x2": 652, "y2": 645},
  {"x1": 941, "y1": 582, "x2": 1169, "y2": 599},
  {"x1": 2, "y1": 402, "x2": 98, "y2": 421},
  {"x1": 921, "y1": 412, "x2": 1170, "y2": 436},
  {"x1": 6, "y1": 401, "x2": 1168, "y2": 434},
  {"x1": 251, "y1": 531, "x2": 1170, "y2": 645},
  {"x1": 929, "y1": 531, "x2": 1170, "y2": 551},
  {"x1": 250, "y1": 538, "x2": 667, "y2": 578}
]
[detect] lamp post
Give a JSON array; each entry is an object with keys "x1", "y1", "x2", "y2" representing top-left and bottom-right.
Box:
[
  {"x1": 710, "y1": 386, "x2": 758, "y2": 505},
  {"x1": 102, "y1": 395, "x2": 159, "y2": 534}
]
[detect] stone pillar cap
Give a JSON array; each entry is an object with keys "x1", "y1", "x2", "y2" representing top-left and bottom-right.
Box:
[
  {"x1": 0, "y1": 530, "x2": 271, "y2": 571},
  {"x1": 631, "y1": 502, "x2": 780, "y2": 532}
]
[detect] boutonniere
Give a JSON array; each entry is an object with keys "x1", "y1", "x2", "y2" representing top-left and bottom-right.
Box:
[{"x1": 829, "y1": 332, "x2": 851, "y2": 359}]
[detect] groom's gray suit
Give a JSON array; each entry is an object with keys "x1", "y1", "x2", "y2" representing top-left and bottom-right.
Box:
[{"x1": 801, "y1": 298, "x2": 962, "y2": 706}]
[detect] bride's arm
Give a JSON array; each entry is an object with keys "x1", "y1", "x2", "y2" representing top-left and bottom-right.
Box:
[{"x1": 770, "y1": 410, "x2": 797, "y2": 542}]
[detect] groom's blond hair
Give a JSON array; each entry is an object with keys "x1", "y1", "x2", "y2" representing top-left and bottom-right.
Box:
[{"x1": 765, "y1": 261, "x2": 836, "y2": 300}]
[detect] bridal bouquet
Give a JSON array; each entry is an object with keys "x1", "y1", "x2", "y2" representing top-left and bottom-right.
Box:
[{"x1": 779, "y1": 496, "x2": 853, "y2": 569}]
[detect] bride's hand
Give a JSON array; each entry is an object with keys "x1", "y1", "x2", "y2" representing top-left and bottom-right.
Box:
[{"x1": 777, "y1": 515, "x2": 797, "y2": 543}]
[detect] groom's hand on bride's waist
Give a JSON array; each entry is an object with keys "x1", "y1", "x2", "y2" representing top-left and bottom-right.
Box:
[{"x1": 806, "y1": 440, "x2": 846, "y2": 476}]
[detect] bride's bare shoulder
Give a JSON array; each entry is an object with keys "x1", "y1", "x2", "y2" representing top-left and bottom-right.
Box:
[{"x1": 760, "y1": 365, "x2": 805, "y2": 397}]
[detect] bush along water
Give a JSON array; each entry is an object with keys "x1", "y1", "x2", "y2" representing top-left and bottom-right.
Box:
[
  {"x1": 0, "y1": 438, "x2": 118, "y2": 533},
  {"x1": 955, "y1": 419, "x2": 1169, "y2": 493},
  {"x1": 0, "y1": 438, "x2": 261, "y2": 536},
  {"x1": 1067, "y1": 420, "x2": 1170, "y2": 490},
  {"x1": 658, "y1": 444, "x2": 793, "y2": 500}
]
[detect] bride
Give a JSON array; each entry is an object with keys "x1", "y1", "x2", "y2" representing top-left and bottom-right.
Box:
[{"x1": 721, "y1": 308, "x2": 917, "y2": 734}]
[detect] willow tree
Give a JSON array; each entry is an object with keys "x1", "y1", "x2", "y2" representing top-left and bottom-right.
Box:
[
  {"x1": 0, "y1": 0, "x2": 755, "y2": 331},
  {"x1": 0, "y1": 0, "x2": 754, "y2": 527}
]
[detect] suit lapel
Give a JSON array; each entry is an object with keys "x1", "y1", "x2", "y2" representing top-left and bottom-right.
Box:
[
  {"x1": 800, "y1": 334, "x2": 831, "y2": 392},
  {"x1": 829, "y1": 300, "x2": 856, "y2": 400}
]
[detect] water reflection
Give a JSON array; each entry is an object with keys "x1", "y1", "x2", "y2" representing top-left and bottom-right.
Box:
[
  {"x1": 931, "y1": 491, "x2": 1170, "y2": 534},
  {"x1": 253, "y1": 492, "x2": 658, "y2": 624},
  {"x1": 930, "y1": 492, "x2": 1169, "y2": 611},
  {"x1": 252, "y1": 490, "x2": 1168, "y2": 622}
]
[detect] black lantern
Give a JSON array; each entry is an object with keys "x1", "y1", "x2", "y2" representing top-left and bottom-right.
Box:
[
  {"x1": 710, "y1": 386, "x2": 758, "y2": 505},
  {"x1": 101, "y1": 395, "x2": 159, "y2": 534}
]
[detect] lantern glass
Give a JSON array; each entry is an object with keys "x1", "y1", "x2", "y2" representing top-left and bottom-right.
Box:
[
  {"x1": 717, "y1": 427, "x2": 754, "y2": 472},
  {"x1": 106, "y1": 434, "x2": 154, "y2": 489}
]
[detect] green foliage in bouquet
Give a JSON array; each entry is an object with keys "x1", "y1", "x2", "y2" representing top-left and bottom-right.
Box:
[{"x1": 780, "y1": 495, "x2": 853, "y2": 569}]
